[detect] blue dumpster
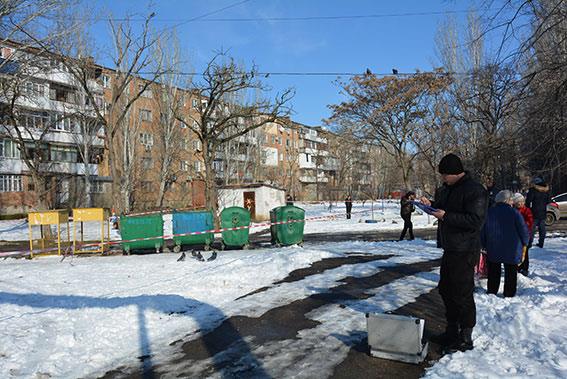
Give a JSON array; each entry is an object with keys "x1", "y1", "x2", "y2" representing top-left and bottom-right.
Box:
[{"x1": 172, "y1": 210, "x2": 214, "y2": 251}]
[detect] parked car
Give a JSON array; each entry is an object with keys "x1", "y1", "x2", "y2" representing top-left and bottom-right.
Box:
[
  {"x1": 547, "y1": 204, "x2": 560, "y2": 226},
  {"x1": 552, "y1": 192, "x2": 567, "y2": 218}
]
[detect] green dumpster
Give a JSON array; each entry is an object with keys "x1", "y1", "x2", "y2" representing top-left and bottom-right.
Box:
[
  {"x1": 120, "y1": 213, "x2": 164, "y2": 254},
  {"x1": 270, "y1": 205, "x2": 305, "y2": 246},
  {"x1": 172, "y1": 210, "x2": 214, "y2": 252},
  {"x1": 220, "y1": 206, "x2": 251, "y2": 249}
]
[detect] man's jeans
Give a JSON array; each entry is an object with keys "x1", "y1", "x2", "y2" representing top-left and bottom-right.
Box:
[{"x1": 530, "y1": 218, "x2": 546, "y2": 247}]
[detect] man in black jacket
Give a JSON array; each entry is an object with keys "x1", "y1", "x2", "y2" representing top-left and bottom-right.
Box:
[
  {"x1": 399, "y1": 191, "x2": 416, "y2": 240},
  {"x1": 525, "y1": 177, "x2": 551, "y2": 248},
  {"x1": 421, "y1": 153, "x2": 488, "y2": 353}
]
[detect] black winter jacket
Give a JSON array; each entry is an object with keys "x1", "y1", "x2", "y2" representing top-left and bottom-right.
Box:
[
  {"x1": 400, "y1": 197, "x2": 415, "y2": 218},
  {"x1": 525, "y1": 184, "x2": 551, "y2": 219},
  {"x1": 432, "y1": 173, "x2": 488, "y2": 252}
]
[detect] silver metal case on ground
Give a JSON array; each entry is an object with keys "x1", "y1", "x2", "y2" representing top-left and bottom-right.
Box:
[{"x1": 366, "y1": 312, "x2": 429, "y2": 364}]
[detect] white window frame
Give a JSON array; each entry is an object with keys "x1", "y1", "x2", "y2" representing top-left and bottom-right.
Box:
[
  {"x1": 139, "y1": 109, "x2": 152, "y2": 122},
  {"x1": 192, "y1": 140, "x2": 201, "y2": 151},
  {"x1": 0, "y1": 174, "x2": 23, "y2": 192},
  {"x1": 0, "y1": 139, "x2": 21, "y2": 159},
  {"x1": 194, "y1": 161, "x2": 201, "y2": 172},
  {"x1": 139, "y1": 132, "x2": 154, "y2": 147},
  {"x1": 139, "y1": 84, "x2": 153, "y2": 98},
  {"x1": 101, "y1": 74, "x2": 111, "y2": 88},
  {"x1": 180, "y1": 160, "x2": 190, "y2": 171}
]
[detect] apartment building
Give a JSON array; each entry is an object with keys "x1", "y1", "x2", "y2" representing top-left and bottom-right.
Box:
[
  {"x1": 0, "y1": 40, "x2": 205, "y2": 215},
  {"x1": 1, "y1": 40, "x2": 107, "y2": 215}
]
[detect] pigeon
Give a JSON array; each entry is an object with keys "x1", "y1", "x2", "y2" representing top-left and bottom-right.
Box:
[
  {"x1": 177, "y1": 252, "x2": 186, "y2": 262},
  {"x1": 207, "y1": 251, "x2": 217, "y2": 261}
]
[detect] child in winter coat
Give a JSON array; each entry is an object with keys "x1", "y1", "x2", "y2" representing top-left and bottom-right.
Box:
[{"x1": 513, "y1": 193, "x2": 533, "y2": 276}]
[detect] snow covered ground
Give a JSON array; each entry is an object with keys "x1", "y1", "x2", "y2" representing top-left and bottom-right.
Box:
[
  {"x1": 0, "y1": 235, "x2": 566, "y2": 378},
  {"x1": 0, "y1": 200, "x2": 434, "y2": 243},
  {"x1": 0, "y1": 202, "x2": 565, "y2": 378}
]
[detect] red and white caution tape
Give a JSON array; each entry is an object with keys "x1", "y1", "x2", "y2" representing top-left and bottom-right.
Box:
[{"x1": 0, "y1": 209, "x2": 380, "y2": 258}]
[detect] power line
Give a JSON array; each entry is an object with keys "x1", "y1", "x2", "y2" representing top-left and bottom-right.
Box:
[
  {"x1": 138, "y1": 71, "x2": 467, "y2": 77},
  {"x1": 93, "y1": 9, "x2": 488, "y2": 23}
]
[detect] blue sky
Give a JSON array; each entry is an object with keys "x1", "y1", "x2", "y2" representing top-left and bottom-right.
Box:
[{"x1": 88, "y1": 0, "x2": 478, "y2": 126}]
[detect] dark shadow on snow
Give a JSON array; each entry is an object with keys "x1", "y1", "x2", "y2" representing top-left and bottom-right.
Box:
[{"x1": 0, "y1": 292, "x2": 270, "y2": 378}]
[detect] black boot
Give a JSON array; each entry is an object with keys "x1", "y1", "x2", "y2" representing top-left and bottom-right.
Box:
[
  {"x1": 434, "y1": 323, "x2": 459, "y2": 346},
  {"x1": 443, "y1": 328, "x2": 474, "y2": 354}
]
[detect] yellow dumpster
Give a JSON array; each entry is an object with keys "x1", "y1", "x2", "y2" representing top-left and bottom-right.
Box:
[
  {"x1": 28, "y1": 210, "x2": 70, "y2": 257},
  {"x1": 72, "y1": 208, "x2": 109, "y2": 254}
]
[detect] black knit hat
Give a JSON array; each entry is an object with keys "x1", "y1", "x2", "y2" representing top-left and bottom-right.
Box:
[{"x1": 438, "y1": 153, "x2": 464, "y2": 175}]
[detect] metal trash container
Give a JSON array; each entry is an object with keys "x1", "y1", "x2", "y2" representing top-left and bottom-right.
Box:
[
  {"x1": 220, "y1": 206, "x2": 251, "y2": 249},
  {"x1": 120, "y1": 213, "x2": 164, "y2": 254},
  {"x1": 270, "y1": 205, "x2": 305, "y2": 246},
  {"x1": 172, "y1": 210, "x2": 214, "y2": 252}
]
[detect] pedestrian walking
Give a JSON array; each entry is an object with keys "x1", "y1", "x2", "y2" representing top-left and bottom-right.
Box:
[
  {"x1": 345, "y1": 195, "x2": 353, "y2": 219},
  {"x1": 481, "y1": 190, "x2": 529, "y2": 297},
  {"x1": 484, "y1": 177, "x2": 498, "y2": 208},
  {"x1": 525, "y1": 177, "x2": 551, "y2": 248},
  {"x1": 420, "y1": 153, "x2": 487, "y2": 353},
  {"x1": 512, "y1": 193, "x2": 533, "y2": 276},
  {"x1": 399, "y1": 191, "x2": 416, "y2": 240}
]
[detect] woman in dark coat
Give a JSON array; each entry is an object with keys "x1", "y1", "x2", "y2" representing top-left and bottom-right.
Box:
[
  {"x1": 399, "y1": 191, "x2": 416, "y2": 240},
  {"x1": 345, "y1": 195, "x2": 353, "y2": 219},
  {"x1": 481, "y1": 190, "x2": 529, "y2": 297}
]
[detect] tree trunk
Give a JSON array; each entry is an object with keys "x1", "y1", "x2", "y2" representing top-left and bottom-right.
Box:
[{"x1": 203, "y1": 143, "x2": 220, "y2": 228}]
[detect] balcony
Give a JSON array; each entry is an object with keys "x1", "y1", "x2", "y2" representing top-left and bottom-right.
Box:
[
  {"x1": 40, "y1": 162, "x2": 99, "y2": 175},
  {"x1": 299, "y1": 176, "x2": 329, "y2": 183}
]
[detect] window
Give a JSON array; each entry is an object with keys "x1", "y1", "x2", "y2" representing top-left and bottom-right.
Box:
[
  {"x1": 180, "y1": 161, "x2": 189, "y2": 171},
  {"x1": 90, "y1": 181, "x2": 105, "y2": 193},
  {"x1": 49, "y1": 84, "x2": 76, "y2": 103},
  {"x1": 0, "y1": 175, "x2": 22, "y2": 192},
  {"x1": 139, "y1": 84, "x2": 153, "y2": 98},
  {"x1": 20, "y1": 111, "x2": 48, "y2": 129},
  {"x1": 179, "y1": 120, "x2": 187, "y2": 129},
  {"x1": 278, "y1": 136, "x2": 282, "y2": 145},
  {"x1": 139, "y1": 109, "x2": 152, "y2": 122},
  {"x1": 21, "y1": 81, "x2": 44, "y2": 97},
  {"x1": 213, "y1": 161, "x2": 223, "y2": 172},
  {"x1": 271, "y1": 135, "x2": 276, "y2": 144},
  {"x1": 142, "y1": 157, "x2": 153, "y2": 169},
  {"x1": 286, "y1": 139, "x2": 290, "y2": 146},
  {"x1": 139, "y1": 133, "x2": 154, "y2": 147},
  {"x1": 0, "y1": 139, "x2": 20, "y2": 158},
  {"x1": 101, "y1": 74, "x2": 111, "y2": 88},
  {"x1": 50, "y1": 146, "x2": 77, "y2": 162},
  {"x1": 279, "y1": 153, "x2": 283, "y2": 161},
  {"x1": 194, "y1": 161, "x2": 201, "y2": 172},
  {"x1": 306, "y1": 153, "x2": 310, "y2": 162},
  {"x1": 192, "y1": 140, "x2": 201, "y2": 151},
  {"x1": 181, "y1": 138, "x2": 190, "y2": 150},
  {"x1": 50, "y1": 114, "x2": 72, "y2": 132},
  {"x1": 192, "y1": 99, "x2": 198, "y2": 108}
]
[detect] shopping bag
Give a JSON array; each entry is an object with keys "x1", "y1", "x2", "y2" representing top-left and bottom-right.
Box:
[{"x1": 475, "y1": 251, "x2": 488, "y2": 279}]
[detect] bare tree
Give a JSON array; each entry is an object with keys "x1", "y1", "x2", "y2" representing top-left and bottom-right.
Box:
[
  {"x1": 151, "y1": 35, "x2": 186, "y2": 208},
  {"x1": 327, "y1": 71, "x2": 450, "y2": 188},
  {"x1": 181, "y1": 52, "x2": 294, "y2": 224},
  {"x1": 39, "y1": 12, "x2": 167, "y2": 213},
  {"x1": 0, "y1": 1, "x2": 78, "y2": 211}
]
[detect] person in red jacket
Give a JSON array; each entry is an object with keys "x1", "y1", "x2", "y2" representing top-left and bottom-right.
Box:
[{"x1": 513, "y1": 193, "x2": 533, "y2": 276}]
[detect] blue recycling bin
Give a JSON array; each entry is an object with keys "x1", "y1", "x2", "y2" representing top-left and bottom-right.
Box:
[{"x1": 172, "y1": 210, "x2": 214, "y2": 251}]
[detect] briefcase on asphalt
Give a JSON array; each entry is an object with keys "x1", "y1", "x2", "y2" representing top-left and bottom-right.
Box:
[{"x1": 366, "y1": 312, "x2": 428, "y2": 364}]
